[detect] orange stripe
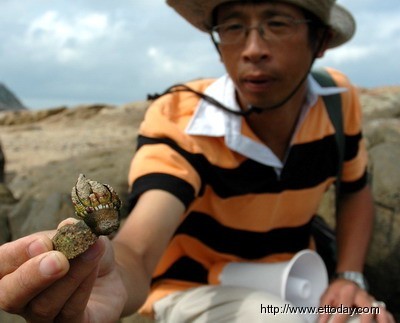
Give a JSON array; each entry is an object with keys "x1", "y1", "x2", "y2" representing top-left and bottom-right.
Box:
[
  {"x1": 128, "y1": 144, "x2": 202, "y2": 195},
  {"x1": 189, "y1": 178, "x2": 334, "y2": 232}
]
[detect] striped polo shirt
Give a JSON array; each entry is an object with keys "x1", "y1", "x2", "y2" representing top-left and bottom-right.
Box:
[{"x1": 128, "y1": 68, "x2": 368, "y2": 315}]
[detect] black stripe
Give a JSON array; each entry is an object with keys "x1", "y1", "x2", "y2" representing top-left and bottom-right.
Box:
[
  {"x1": 152, "y1": 256, "x2": 208, "y2": 285},
  {"x1": 128, "y1": 174, "x2": 195, "y2": 211},
  {"x1": 151, "y1": 211, "x2": 313, "y2": 285},
  {"x1": 281, "y1": 135, "x2": 338, "y2": 187},
  {"x1": 137, "y1": 135, "x2": 207, "y2": 194},
  {"x1": 341, "y1": 170, "x2": 368, "y2": 193},
  {"x1": 345, "y1": 133, "x2": 362, "y2": 161},
  {"x1": 175, "y1": 212, "x2": 312, "y2": 259},
  {"x1": 136, "y1": 134, "x2": 363, "y2": 198}
]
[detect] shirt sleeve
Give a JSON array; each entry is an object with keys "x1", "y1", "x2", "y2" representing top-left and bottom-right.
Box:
[{"x1": 126, "y1": 94, "x2": 203, "y2": 212}]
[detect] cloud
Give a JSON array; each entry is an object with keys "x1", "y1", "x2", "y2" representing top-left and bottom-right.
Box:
[
  {"x1": 321, "y1": 44, "x2": 377, "y2": 65},
  {"x1": 0, "y1": 0, "x2": 399, "y2": 109},
  {"x1": 317, "y1": 2, "x2": 400, "y2": 87},
  {"x1": 147, "y1": 47, "x2": 175, "y2": 73},
  {"x1": 23, "y1": 10, "x2": 123, "y2": 64},
  {"x1": 373, "y1": 17, "x2": 400, "y2": 39},
  {"x1": 146, "y1": 43, "x2": 222, "y2": 81}
]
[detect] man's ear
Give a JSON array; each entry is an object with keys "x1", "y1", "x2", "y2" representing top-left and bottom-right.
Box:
[{"x1": 315, "y1": 28, "x2": 334, "y2": 58}]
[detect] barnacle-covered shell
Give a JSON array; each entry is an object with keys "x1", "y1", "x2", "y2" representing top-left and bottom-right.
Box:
[
  {"x1": 52, "y1": 174, "x2": 122, "y2": 260},
  {"x1": 71, "y1": 174, "x2": 121, "y2": 235}
]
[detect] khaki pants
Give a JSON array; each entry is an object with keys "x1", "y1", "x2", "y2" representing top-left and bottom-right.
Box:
[
  {"x1": 153, "y1": 285, "x2": 362, "y2": 323},
  {"x1": 154, "y1": 285, "x2": 307, "y2": 322}
]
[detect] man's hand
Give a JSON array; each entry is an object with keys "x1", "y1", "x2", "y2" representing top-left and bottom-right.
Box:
[
  {"x1": 0, "y1": 227, "x2": 127, "y2": 322},
  {"x1": 319, "y1": 279, "x2": 395, "y2": 323}
]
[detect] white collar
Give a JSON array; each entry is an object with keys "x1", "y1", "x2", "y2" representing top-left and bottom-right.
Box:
[{"x1": 185, "y1": 74, "x2": 346, "y2": 171}]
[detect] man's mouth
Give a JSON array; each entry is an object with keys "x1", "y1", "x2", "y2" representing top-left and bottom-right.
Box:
[{"x1": 242, "y1": 76, "x2": 275, "y2": 91}]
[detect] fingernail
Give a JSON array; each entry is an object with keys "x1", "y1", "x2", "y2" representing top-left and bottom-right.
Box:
[
  {"x1": 28, "y1": 238, "x2": 49, "y2": 258},
  {"x1": 39, "y1": 252, "x2": 64, "y2": 276}
]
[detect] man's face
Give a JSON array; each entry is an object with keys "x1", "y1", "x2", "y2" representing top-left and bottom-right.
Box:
[{"x1": 214, "y1": 1, "x2": 315, "y2": 110}]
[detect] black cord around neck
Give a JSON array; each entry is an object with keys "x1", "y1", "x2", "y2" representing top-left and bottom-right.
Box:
[
  {"x1": 147, "y1": 83, "x2": 260, "y2": 116},
  {"x1": 147, "y1": 29, "x2": 328, "y2": 117},
  {"x1": 146, "y1": 72, "x2": 308, "y2": 117}
]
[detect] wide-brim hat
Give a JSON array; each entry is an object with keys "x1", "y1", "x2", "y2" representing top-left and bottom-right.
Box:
[{"x1": 167, "y1": 0, "x2": 356, "y2": 48}]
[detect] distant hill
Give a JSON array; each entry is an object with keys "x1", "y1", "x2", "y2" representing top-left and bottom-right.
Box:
[{"x1": 0, "y1": 83, "x2": 26, "y2": 111}]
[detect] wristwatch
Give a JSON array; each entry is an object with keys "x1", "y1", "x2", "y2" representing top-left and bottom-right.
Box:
[{"x1": 334, "y1": 271, "x2": 369, "y2": 290}]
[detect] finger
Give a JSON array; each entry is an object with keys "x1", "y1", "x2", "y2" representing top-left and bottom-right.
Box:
[
  {"x1": 387, "y1": 312, "x2": 396, "y2": 323},
  {"x1": 319, "y1": 291, "x2": 336, "y2": 323},
  {"x1": 56, "y1": 218, "x2": 80, "y2": 230},
  {"x1": 0, "y1": 234, "x2": 54, "y2": 278},
  {"x1": 355, "y1": 291, "x2": 374, "y2": 323},
  {"x1": 58, "y1": 239, "x2": 106, "y2": 321},
  {"x1": 319, "y1": 313, "x2": 330, "y2": 323},
  {"x1": 0, "y1": 251, "x2": 69, "y2": 314},
  {"x1": 318, "y1": 297, "x2": 331, "y2": 322},
  {"x1": 330, "y1": 283, "x2": 358, "y2": 323},
  {"x1": 97, "y1": 236, "x2": 115, "y2": 277},
  {"x1": 56, "y1": 264, "x2": 99, "y2": 322},
  {"x1": 375, "y1": 307, "x2": 395, "y2": 323},
  {"x1": 331, "y1": 313, "x2": 350, "y2": 323},
  {"x1": 26, "y1": 239, "x2": 105, "y2": 322}
]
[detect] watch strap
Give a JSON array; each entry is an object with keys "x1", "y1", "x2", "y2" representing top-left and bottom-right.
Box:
[{"x1": 334, "y1": 271, "x2": 368, "y2": 290}]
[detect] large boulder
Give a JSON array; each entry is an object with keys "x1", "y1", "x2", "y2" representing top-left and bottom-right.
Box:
[
  {"x1": 0, "y1": 140, "x2": 17, "y2": 245},
  {"x1": 358, "y1": 90, "x2": 400, "y2": 313},
  {"x1": 0, "y1": 141, "x2": 4, "y2": 183},
  {"x1": 365, "y1": 142, "x2": 400, "y2": 311}
]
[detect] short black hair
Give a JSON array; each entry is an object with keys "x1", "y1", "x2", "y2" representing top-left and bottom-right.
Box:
[{"x1": 301, "y1": 8, "x2": 329, "y2": 52}]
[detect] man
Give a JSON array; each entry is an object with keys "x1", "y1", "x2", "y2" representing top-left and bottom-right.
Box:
[{"x1": 0, "y1": 0, "x2": 395, "y2": 322}]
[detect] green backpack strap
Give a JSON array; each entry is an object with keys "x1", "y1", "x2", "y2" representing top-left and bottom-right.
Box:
[
  {"x1": 311, "y1": 68, "x2": 344, "y2": 277},
  {"x1": 311, "y1": 68, "x2": 344, "y2": 214}
]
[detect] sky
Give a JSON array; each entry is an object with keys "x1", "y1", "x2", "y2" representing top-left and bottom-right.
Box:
[{"x1": 0, "y1": 0, "x2": 399, "y2": 110}]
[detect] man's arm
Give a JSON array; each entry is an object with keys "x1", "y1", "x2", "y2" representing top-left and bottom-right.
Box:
[
  {"x1": 335, "y1": 184, "x2": 374, "y2": 273},
  {"x1": 113, "y1": 189, "x2": 185, "y2": 315},
  {"x1": 320, "y1": 185, "x2": 395, "y2": 322}
]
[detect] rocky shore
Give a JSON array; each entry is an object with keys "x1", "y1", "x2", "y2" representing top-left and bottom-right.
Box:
[{"x1": 0, "y1": 86, "x2": 399, "y2": 321}]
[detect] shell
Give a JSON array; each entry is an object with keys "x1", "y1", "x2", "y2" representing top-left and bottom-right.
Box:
[
  {"x1": 71, "y1": 174, "x2": 121, "y2": 235},
  {"x1": 52, "y1": 174, "x2": 122, "y2": 260},
  {"x1": 52, "y1": 220, "x2": 98, "y2": 259}
]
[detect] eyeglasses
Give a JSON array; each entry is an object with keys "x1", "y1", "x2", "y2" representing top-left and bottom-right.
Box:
[{"x1": 211, "y1": 16, "x2": 311, "y2": 45}]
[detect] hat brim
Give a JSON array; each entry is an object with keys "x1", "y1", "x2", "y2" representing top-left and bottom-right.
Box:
[
  {"x1": 167, "y1": 0, "x2": 356, "y2": 48},
  {"x1": 328, "y1": 4, "x2": 356, "y2": 48}
]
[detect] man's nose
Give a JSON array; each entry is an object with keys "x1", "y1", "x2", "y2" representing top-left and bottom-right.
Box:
[{"x1": 241, "y1": 28, "x2": 271, "y2": 62}]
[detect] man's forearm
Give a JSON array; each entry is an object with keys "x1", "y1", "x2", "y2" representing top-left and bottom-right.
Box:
[
  {"x1": 113, "y1": 240, "x2": 151, "y2": 317},
  {"x1": 335, "y1": 185, "x2": 374, "y2": 272}
]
